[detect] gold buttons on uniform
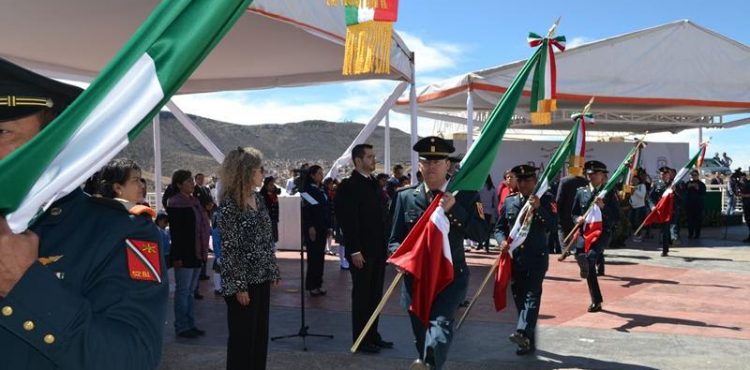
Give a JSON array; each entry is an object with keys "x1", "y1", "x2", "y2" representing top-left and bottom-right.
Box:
[
  {"x1": 23, "y1": 321, "x2": 35, "y2": 331},
  {"x1": 50, "y1": 207, "x2": 62, "y2": 216},
  {"x1": 1, "y1": 306, "x2": 12, "y2": 316},
  {"x1": 44, "y1": 334, "x2": 55, "y2": 344}
]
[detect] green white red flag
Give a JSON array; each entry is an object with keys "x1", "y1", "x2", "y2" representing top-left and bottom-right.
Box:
[
  {"x1": 0, "y1": 0, "x2": 254, "y2": 233},
  {"x1": 642, "y1": 142, "x2": 708, "y2": 227}
]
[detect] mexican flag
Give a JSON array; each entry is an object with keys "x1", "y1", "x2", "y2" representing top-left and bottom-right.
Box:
[
  {"x1": 387, "y1": 192, "x2": 453, "y2": 327},
  {"x1": 340, "y1": 0, "x2": 399, "y2": 75},
  {"x1": 642, "y1": 143, "x2": 708, "y2": 227},
  {"x1": 388, "y1": 30, "x2": 550, "y2": 326},
  {"x1": 0, "y1": 0, "x2": 253, "y2": 233},
  {"x1": 574, "y1": 140, "x2": 644, "y2": 249}
]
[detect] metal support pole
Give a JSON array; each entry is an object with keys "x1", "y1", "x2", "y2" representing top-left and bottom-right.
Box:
[
  {"x1": 409, "y1": 52, "x2": 418, "y2": 184},
  {"x1": 384, "y1": 112, "x2": 391, "y2": 174},
  {"x1": 152, "y1": 115, "x2": 163, "y2": 212}
]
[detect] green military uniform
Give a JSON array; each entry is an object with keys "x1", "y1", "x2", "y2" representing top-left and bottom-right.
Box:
[
  {"x1": 0, "y1": 58, "x2": 168, "y2": 369},
  {"x1": 388, "y1": 137, "x2": 488, "y2": 370},
  {"x1": 571, "y1": 160, "x2": 620, "y2": 311},
  {"x1": 494, "y1": 165, "x2": 556, "y2": 355}
]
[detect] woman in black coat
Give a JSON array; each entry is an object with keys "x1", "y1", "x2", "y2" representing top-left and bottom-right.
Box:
[{"x1": 301, "y1": 165, "x2": 331, "y2": 296}]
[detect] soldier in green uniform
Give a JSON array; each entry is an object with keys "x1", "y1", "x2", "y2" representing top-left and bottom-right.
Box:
[
  {"x1": 389, "y1": 136, "x2": 488, "y2": 370},
  {"x1": 571, "y1": 160, "x2": 620, "y2": 312},
  {"x1": 494, "y1": 165, "x2": 556, "y2": 355},
  {"x1": 0, "y1": 58, "x2": 168, "y2": 369}
]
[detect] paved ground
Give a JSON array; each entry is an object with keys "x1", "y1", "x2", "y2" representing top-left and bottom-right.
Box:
[{"x1": 160, "y1": 225, "x2": 750, "y2": 370}]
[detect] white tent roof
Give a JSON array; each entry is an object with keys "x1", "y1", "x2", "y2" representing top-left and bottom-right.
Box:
[
  {"x1": 394, "y1": 20, "x2": 750, "y2": 133},
  {"x1": 0, "y1": 0, "x2": 412, "y2": 93}
]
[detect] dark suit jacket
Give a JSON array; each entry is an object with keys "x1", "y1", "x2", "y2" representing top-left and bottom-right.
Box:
[
  {"x1": 555, "y1": 175, "x2": 589, "y2": 231},
  {"x1": 571, "y1": 185, "x2": 621, "y2": 249},
  {"x1": 335, "y1": 171, "x2": 388, "y2": 260},
  {"x1": 495, "y1": 193, "x2": 556, "y2": 270}
]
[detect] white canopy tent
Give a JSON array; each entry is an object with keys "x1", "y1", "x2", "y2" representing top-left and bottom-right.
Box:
[
  {"x1": 1, "y1": 0, "x2": 419, "y2": 203},
  {"x1": 394, "y1": 20, "x2": 750, "y2": 150}
]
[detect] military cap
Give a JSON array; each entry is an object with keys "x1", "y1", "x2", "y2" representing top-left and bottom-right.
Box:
[
  {"x1": 413, "y1": 136, "x2": 455, "y2": 160},
  {"x1": 510, "y1": 164, "x2": 538, "y2": 179},
  {"x1": 658, "y1": 166, "x2": 673, "y2": 173},
  {"x1": 0, "y1": 58, "x2": 82, "y2": 122},
  {"x1": 448, "y1": 154, "x2": 463, "y2": 163},
  {"x1": 585, "y1": 160, "x2": 609, "y2": 174}
]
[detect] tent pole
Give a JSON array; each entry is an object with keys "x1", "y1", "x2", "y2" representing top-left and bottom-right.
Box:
[
  {"x1": 698, "y1": 127, "x2": 703, "y2": 146},
  {"x1": 152, "y1": 114, "x2": 163, "y2": 213},
  {"x1": 409, "y1": 52, "x2": 418, "y2": 184},
  {"x1": 466, "y1": 87, "x2": 474, "y2": 152},
  {"x1": 166, "y1": 100, "x2": 225, "y2": 164},
  {"x1": 384, "y1": 111, "x2": 391, "y2": 174},
  {"x1": 324, "y1": 82, "x2": 409, "y2": 180}
]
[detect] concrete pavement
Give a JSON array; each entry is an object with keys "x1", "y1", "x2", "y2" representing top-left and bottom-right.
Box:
[{"x1": 159, "y1": 225, "x2": 750, "y2": 370}]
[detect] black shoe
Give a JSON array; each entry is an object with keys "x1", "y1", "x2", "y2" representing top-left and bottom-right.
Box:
[
  {"x1": 508, "y1": 331, "x2": 530, "y2": 348},
  {"x1": 374, "y1": 338, "x2": 394, "y2": 348},
  {"x1": 191, "y1": 327, "x2": 206, "y2": 336},
  {"x1": 588, "y1": 303, "x2": 602, "y2": 312},
  {"x1": 409, "y1": 359, "x2": 431, "y2": 370},
  {"x1": 177, "y1": 330, "x2": 199, "y2": 339},
  {"x1": 597, "y1": 270, "x2": 605, "y2": 276},
  {"x1": 356, "y1": 343, "x2": 381, "y2": 354},
  {"x1": 194, "y1": 292, "x2": 204, "y2": 300},
  {"x1": 515, "y1": 345, "x2": 536, "y2": 356},
  {"x1": 309, "y1": 288, "x2": 326, "y2": 297},
  {"x1": 575, "y1": 253, "x2": 589, "y2": 279},
  {"x1": 459, "y1": 300, "x2": 470, "y2": 308},
  {"x1": 661, "y1": 251, "x2": 669, "y2": 257}
]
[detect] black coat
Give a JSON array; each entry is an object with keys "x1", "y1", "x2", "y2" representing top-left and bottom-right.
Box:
[
  {"x1": 166, "y1": 206, "x2": 202, "y2": 268},
  {"x1": 555, "y1": 175, "x2": 589, "y2": 231},
  {"x1": 335, "y1": 171, "x2": 388, "y2": 259},
  {"x1": 301, "y1": 183, "x2": 331, "y2": 233}
]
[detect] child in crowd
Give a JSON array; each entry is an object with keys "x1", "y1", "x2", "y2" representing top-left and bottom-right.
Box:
[
  {"x1": 155, "y1": 212, "x2": 171, "y2": 268},
  {"x1": 211, "y1": 209, "x2": 223, "y2": 296}
]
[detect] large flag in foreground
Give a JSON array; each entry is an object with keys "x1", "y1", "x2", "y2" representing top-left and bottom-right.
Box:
[
  {"x1": 1, "y1": 0, "x2": 253, "y2": 232},
  {"x1": 387, "y1": 193, "x2": 452, "y2": 327},
  {"x1": 388, "y1": 25, "x2": 564, "y2": 325},
  {"x1": 642, "y1": 142, "x2": 708, "y2": 228}
]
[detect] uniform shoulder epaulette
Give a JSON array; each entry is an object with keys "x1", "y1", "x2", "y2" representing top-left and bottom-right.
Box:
[{"x1": 89, "y1": 195, "x2": 130, "y2": 213}]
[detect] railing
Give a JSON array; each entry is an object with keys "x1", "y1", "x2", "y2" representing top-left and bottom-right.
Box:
[{"x1": 706, "y1": 184, "x2": 743, "y2": 215}]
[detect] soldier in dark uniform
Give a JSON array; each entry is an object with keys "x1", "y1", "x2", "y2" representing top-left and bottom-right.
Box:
[
  {"x1": 571, "y1": 160, "x2": 620, "y2": 312},
  {"x1": 685, "y1": 170, "x2": 707, "y2": 239},
  {"x1": 740, "y1": 170, "x2": 750, "y2": 243},
  {"x1": 0, "y1": 59, "x2": 168, "y2": 369},
  {"x1": 649, "y1": 167, "x2": 679, "y2": 256},
  {"x1": 389, "y1": 136, "x2": 488, "y2": 370},
  {"x1": 494, "y1": 165, "x2": 556, "y2": 355}
]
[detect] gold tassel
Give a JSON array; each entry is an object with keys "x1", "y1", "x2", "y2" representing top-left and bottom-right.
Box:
[
  {"x1": 343, "y1": 22, "x2": 392, "y2": 75},
  {"x1": 568, "y1": 166, "x2": 582, "y2": 176},
  {"x1": 622, "y1": 184, "x2": 634, "y2": 194},
  {"x1": 530, "y1": 111, "x2": 551, "y2": 125}
]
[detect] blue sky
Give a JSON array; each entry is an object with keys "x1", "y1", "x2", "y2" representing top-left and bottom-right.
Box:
[{"x1": 174, "y1": 0, "x2": 750, "y2": 168}]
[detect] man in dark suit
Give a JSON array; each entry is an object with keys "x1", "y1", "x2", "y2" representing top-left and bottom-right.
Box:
[
  {"x1": 389, "y1": 137, "x2": 488, "y2": 370},
  {"x1": 556, "y1": 172, "x2": 588, "y2": 255},
  {"x1": 335, "y1": 144, "x2": 392, "y2": 354}
]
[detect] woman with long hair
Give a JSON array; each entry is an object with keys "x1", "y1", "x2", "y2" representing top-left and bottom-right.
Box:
[
  {"x1": 218, "y1": 147, "x2": 280, "y2": 370},
  {"x1": 301, "y1": 164, "x2": 331, "y2": 296},
  {"x1": 166, "y1": 169, "x2": 211, "y2": 339}
]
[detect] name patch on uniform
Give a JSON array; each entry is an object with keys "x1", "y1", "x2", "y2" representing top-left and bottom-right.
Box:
[{"x1": 126, "y1": 239, "x2": 162, "y2": 283}]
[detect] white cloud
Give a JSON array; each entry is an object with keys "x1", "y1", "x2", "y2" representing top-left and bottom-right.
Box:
[
  {"x1": 397, "y1": 30, "x2": 466, "y2": 74},
  {"x1": 172, "y1": 92, "x2": 347, "y2": 125}
]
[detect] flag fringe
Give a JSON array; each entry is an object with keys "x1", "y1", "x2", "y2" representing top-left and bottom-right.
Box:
[
  {"x1": 530, "y1": 111, "x2": 552, "y2": 125},
  {"x1": 343, "y1": 21, "x2": 392, "y2": 75}
]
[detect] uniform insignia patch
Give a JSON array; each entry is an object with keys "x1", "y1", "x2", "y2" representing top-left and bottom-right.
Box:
[
  {"x1": 126, "y1": 239, "x2": 162, "y2": 283},
  {"x1": 476, "y1": 202, "x2": 485, "y2": 219},
  {"x1": 38, "y1": 255, "x2": 63, "y2": 266}
]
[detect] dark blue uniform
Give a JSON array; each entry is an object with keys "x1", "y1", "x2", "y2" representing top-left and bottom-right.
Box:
[
  {"x1": 648, "y1": 179, "x2": 684, "y2": 254},
  {"x1": 0, "y1": 189, "x2": 168, "y2": 369},
  {"x1": 389, "y1": 182, "x2": 488, "y2": 369},
  {"x1": 494, "y1": 192, "x2": 556, "y2": 347},
  {"x1": 572, "y1": 185, "x2": 620, "y2": 304}
]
